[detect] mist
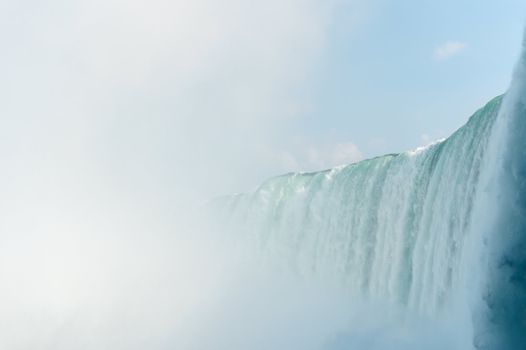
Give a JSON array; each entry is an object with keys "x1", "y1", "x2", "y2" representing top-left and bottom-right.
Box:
[
  {"x1": 0, "y1": 0, "x2": 364, "y2": 348},
  {"x1": 4, "y1": 1, "x2": 523, "y2": 349}
]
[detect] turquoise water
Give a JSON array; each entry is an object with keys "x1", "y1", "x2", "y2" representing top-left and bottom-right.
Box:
[
  {"x1": 214, "y1": 96, "x2": 501, "y2": 311},
  {"x1": 211, "y1": 38, "x2": 526, "y2": 349}
]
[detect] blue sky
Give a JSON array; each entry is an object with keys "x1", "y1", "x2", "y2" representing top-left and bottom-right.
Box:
[
  {"x1": 1, "y1": 0, "x2": 526, "y2": 199},
  {"x1": 287, "y1": 0, "x2": 526, "y2": 162},
  {"x1": 1, "y1": 2, "x2": 526, "y2": 347}
]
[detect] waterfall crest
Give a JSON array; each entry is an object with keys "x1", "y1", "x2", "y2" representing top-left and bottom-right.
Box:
[
  {"x1": 211, "y1": 33, "x2": 526, "y2": 350},
  {"x1": 213, "y1": 96, "x2": 501, "y2": 311}
]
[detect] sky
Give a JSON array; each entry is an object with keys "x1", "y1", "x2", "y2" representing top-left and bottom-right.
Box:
[
  {"x1": 1, "y1": 1, "x2": 526, "y2": 201},
  {"x1": 285, "y1": 0, "x2": 526, "y2": 171},
  {"x1": 1, "y1": 1, "x2": 526, "y2": 348}
]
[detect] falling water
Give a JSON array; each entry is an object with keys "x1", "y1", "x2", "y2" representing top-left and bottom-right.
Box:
[{"x1": 211, "y1": 34, "x2": 526, "y2": 349}]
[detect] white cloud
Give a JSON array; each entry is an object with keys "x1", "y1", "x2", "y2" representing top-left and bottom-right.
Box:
[
  {"x1": 262, "y1": 141, "x2": 363, "y2": 173},
  {"x1": 0, "y1": 1, "x2": 376, "y2": 349},
  {"x1": 0, "y1": 0, "x2": 343, "y2": 199},
  {"x1": 434, "y1": 41, "x2": 466, "y2": 60},
  {"x1": 420, "y1": 130, "x2": 447, "y2": 147},
  {"x1": 0, "y1": 1, "x2": 359, "y2": 348},
  {"x1": 328, "y1": 142, "x2": 363, "y2": 167},
  {"x1": 421, "y1": 133, "x2": 433, "y2": 145}
]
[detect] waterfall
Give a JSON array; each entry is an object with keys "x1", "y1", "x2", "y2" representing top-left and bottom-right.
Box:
[
  {"x1": 213, "y1": 96, "x2": 501, "y2": 309},
  {"x1": 471, "y1": 33, "x2": 526, "y2": 350},
  {"x1": 210, "y1": 34, "x2": 526, "y2": 350}
]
